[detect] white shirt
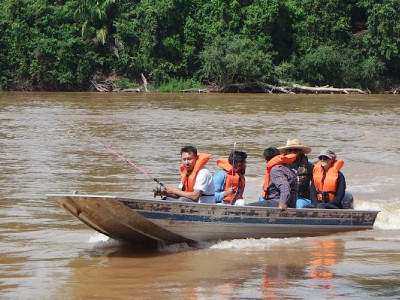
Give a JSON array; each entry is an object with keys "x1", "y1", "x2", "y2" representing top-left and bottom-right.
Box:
[{"x1": 179, "y1": 167, "x2": 215, "y2": 204}]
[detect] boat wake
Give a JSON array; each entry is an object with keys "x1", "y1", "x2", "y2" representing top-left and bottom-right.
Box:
[
  {"x1": 89, "y1": 233, "x2": 125, "y2": 252},
  {"x1": 88, "y1": 233, "x2": 203, "y2": 253},
  {"x1": 210, "y1": 237, "x2": 302, "y2": 250},
  {"x1": 86, "y1": 233, "x2": 303, "y2": 254},
  {"x1": 158, "y1": 242, "x2": 198, "y2": 253},
  {"x1": 356, "y1": 200, "x2": 400, "y2": 230}
]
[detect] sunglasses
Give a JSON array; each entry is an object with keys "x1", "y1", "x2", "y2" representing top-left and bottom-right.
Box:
[{"x1": 318, "y1": 156, "x2": 331, "y2": 161}]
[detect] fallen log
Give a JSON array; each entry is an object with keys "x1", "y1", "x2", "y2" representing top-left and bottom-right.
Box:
[
  {"x1": 181, "y1": 88, "x2": 206, "y2": 93},
  {"x1": 208, "y1": 82, "x2": 368, "y2": 94},
  {"x1": 291, "y1": 84, "x2": 366, "y2": 94},
  {"x1": 218, "y1": 82, "x2": 289, "y2": 93},
  {"x1": 207, "y1": 82, "x2": 368, "y2": 94},
  {"x1": 264, "y1": 84, "x2": 290, "y2": 94},
  {"x1": 90, "y1": 80, "x2": 111, "y2": 92},
  {"x1": 119, "y1": 88, "x2": 140, "y2": 92}
]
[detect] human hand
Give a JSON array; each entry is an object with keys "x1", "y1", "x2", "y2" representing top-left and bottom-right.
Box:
[
  {"x1": 279, "y1": 203, "x2": 287, "y2": 211},
  {"x1": 153, "y1": 186, "x2": 166, "y2": 198},
  {"x1": 224, "y1": 187, "x2": 235, "y2": 197}
]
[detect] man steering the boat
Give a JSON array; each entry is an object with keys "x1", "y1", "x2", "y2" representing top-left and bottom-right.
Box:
[
  {"x1": 213, "y1": 150, "x2": 247, "y2": 205},
  {"x1": 159, "y1": 145, "x2": 215, "y2": 203}
]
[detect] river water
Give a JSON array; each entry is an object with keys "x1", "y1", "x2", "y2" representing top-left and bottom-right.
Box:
[{"x1": 0, "y1": 92, "x2": 399, "y2": 299}]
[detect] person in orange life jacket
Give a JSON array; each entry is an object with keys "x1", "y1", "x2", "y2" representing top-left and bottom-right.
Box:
[
  {"x1": 213, "y1": 151, "x2": 247, "y2": 206},
  {"x1": 310, "y1": 149, "x2": 346, "y2": 209},
  {"x1": 160, "y1": 145, "x2": 215, "y2": 203},
  {"x1": 277, "y1": 139, "x2": 314, "y2": 209},
  {"x1": 249, "y1": 147, "x2": 297, "y2": 211}
]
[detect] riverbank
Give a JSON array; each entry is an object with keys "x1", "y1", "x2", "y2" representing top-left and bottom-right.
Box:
[
  {"x1": 3, "y1": 72, "x2": 399, "y2": 94},
  {"x1": 89, "y1": 76, "x2": 398, "y2": 94}
]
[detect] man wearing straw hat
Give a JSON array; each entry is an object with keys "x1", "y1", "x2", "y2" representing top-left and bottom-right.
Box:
[{"x1": 278, "y1": 139, "x2": 314, "y2": 208}]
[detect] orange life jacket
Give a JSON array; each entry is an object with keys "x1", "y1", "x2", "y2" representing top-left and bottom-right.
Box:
[
  {"x1": 262, "y1": 154, "x2": 297, "y2": 199},
  {"x1": 313, "y1": 160, "x2": 344, "y2": 201},
  {"x1": 180, "y1": 153, "x2": 211, "y2": 192},
  {"x1": 216, "y1": 158, "x2": 246, "y2": 204}
]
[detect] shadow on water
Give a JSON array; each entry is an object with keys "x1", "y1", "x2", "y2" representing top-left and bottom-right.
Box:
[{"x1": 89, "y1": 239, "x2": 204, "y2": 258}]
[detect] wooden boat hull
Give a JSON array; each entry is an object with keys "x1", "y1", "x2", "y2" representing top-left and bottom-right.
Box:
[{"x1": 48, "y1": 194, "x2": 379, "y2": 245}]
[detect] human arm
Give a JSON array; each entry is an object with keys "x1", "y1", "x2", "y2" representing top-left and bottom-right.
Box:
[
  {"x1": 213, "y1": 170, "x2": 227, "y2": 203},
  {"x1": 309, "y1": 181, "x2": 319, "y2": 207},
  {"x1": 162, "y1": 186, "x2": 202, "y2": 201},
  {"x1": 330, "y1": 172, "x2": 346, "y2": 207},
  {"x1": 270, "y1": 166, "x2": 291, "y2": 211},
  {"x1": 161, "y1": 168, "x2": 214, "y2": 202},
  {"x1": 163, "y1": 168, "x2": 215, "y2": 202}
]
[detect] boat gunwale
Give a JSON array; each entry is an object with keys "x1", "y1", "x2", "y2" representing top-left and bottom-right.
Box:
[
  {"x1": 46, "y1": 193, "x2": 380, "y2": 215},
  {"x1": 47, "y1": 193, "x2": 379, "y2": 243}
]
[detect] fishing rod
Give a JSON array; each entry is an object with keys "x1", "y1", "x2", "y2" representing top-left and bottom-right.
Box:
[
  {"x1": 231, "y1": 141, "x2": 236, "y2": 188},
  {"x1": 69, "y1": 123, "x2": 164, "y2": 187},
  {"x1": 231, "y1": 141, "x2": 239, "y2": 205}
]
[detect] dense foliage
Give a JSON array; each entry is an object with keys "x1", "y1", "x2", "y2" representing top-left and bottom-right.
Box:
[{"x1": 0, "y1": 0, "x2": 399, "y2": 92}]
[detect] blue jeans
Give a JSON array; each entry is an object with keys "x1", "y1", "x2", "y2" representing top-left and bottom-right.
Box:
[{"x1": 296, "y1": 198, "x2": 312, "y2": 208}]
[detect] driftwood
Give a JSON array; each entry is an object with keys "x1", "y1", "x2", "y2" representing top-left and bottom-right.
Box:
[
  {"x1": 90, "y1": 80, "x2": 112, "y2": 92},
  {"x1": 291, "y1": 84, "x2": 366, "y2": 94},
  {"x1": 387, "y1": 87, "x2": 400, "y2": 94},
  {"x1": 141, "y1": 73, "x2": 148, "y2": 92},
  {"x1": 264, "y1": 84, "x2": 292, "y2": 94},
  {"x1": 217, "y1": 82, "x2": 289, "y2": 93},
  {"x1": 210, "y1": 82, "x2": 366, "y2": 94},
  {"x1": 91, "y1": 75, "x2": 141, "y2": 92},
  {"x1": 181, "y1": 88, "x2": 206, "y2": 93},
  {"x1": 112, "y1": 88, "x2": 141, "y2": 92}
]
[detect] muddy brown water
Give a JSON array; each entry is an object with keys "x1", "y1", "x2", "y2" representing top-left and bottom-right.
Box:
[{"x1": 0, "y1": 92, "x2": 399, "y2": 299}]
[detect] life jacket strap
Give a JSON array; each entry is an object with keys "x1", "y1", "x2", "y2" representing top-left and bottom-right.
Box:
[{"x1": 317, "y1": 191, "x2": 336, "y2": 202}]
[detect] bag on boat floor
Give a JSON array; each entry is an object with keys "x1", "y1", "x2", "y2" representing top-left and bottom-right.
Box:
[{"x1": 342, "y1": 193, "x2": 354, "y2": 209}]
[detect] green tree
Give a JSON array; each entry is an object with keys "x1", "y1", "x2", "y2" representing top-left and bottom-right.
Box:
[
  {"x1": 74, "y1": 0, "x2": 117, "y2": 45},
  {"x1": 291, "y1": 0, "x2": 354, "y2": 53},
  {"x1": 114, "y1": 0, "x2": 197, "y2": 83},
  {"x1": 0, "y1": 0, "x2": 96, "y2": 90},
  {"x1": 359, "y1": 0, "x2": 400, "y2": 86},
  {"x1": 296, "y1": 45, "x2": 361, "y2": 87},
  {"x1": 242, "y1": 0, "x2": 295, "y2": 62},
  {"x1": 0, "y1": 0, "x2": 399, "y2": 91},
  {"x1": 199, "y1": 34, "x2": 276, "y2": 85}
]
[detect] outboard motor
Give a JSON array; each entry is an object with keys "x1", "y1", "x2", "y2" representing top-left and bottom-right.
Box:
[{"x1": 342, "y1": 193, "x2": 354, "y2": 209}]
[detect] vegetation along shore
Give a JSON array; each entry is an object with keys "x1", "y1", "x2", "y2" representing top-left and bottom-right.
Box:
[{"x1": 1, "y1": 0, "x2": 399, "y2": 93}]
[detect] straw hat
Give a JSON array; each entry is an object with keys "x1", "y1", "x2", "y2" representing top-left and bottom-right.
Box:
[{"x1": 278, "y1": 139, "x2": 312, "y2": 154}]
